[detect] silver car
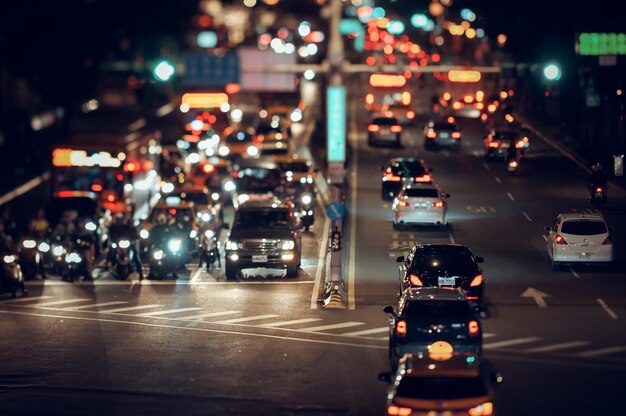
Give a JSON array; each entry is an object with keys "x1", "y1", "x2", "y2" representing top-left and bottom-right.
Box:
[{"x1": 392, "y1": 184, "x2": 449, "y2": 229}]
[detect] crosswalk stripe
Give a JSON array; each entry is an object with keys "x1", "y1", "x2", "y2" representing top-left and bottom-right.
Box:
[
  {"x1": 136, "y1": 307, "x2": 204, "y2": 317},
  {"x1": 524, "y1": 341, "x2": 591, "y2": 353},
  {"x1": 175, "y1": 311, "x2": 241, "y2": 320},
  {"x1": 299, "y1": 322, "x2": 365, "y2": 332},
  {"x1": 0, "y1": 295, "x2": 53, "y2": 303},
  {"x1": 62, "y1": 301, "x2": 128, "y2": 311},
  {"x1": 483, "y1": 337, "x2": 542, "y2": 349},
  {"x1": 213, "y1": 314, "x2": 279, "y2": 324},
  {"x1": 259, "y1": 318, "x2": 323, "y2": 328},
  {"x1": 34, "y1": 299, "x2": 91, "y2": 308},
  {"x1": 574, "y1": 346, "x2": 626, "y2": 358},
  {"x1": 102, "y1": 304, "x2": 162, "y2": 313},
  {"x1": 340, "y1": 327, "x2": 388, "y2": 336}
]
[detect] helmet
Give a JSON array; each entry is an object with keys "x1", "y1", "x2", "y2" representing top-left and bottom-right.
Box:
[{"x1": 156, "y1": 213, "x2": 167, "y2": 225}]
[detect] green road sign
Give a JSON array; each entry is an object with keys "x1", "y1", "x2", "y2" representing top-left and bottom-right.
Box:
[{"x1": 327, "y1": 86, "x2": 346, "y2": 162}]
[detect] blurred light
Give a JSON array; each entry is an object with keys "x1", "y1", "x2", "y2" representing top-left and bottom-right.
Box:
[
  {"x1": 387, "y1": 20, "x2": 405, "y2": 35},
  {"x1": 153, "y1": 60, "x2": 175, "y2": 82},
  {"x1": 198, "y1": 15, "x2": 211, "y2": 28},
  {"x1": 424, "y1": 19, "x2": 436, "y2": 32},
  {"x1": 411, "y1": 13, "x2": 428, "y2": 28},
  {"x1": 277, "y1": 27, "x2": 290, "y2": 40},
  {"x1": 259, "y1": 109, "x2": 268, "y2": 118},
  {"x1": 303, "y1": 69, "x2": 315, "y2": 80},
  {"x1": 243, "y1": 0, "x2": 257, "y2": 7},
  {"x1": 306, "y1": 31, "x2": 325, "y2": 43},
  {"x1": 372, "y1": 7, "x2": 385, "y2": 19},
  {"x1": 497, "y1": 34, "x2": 507, "y2": 46},
  {"x1": 476, "y1": 28, "x2": 485, "y2": 38},
  {"x1": 182, "y1": 93, "x2": 228, "y2": 108},
  {"x1": 618, "y1": 89, "x2": 623, "y2": 96},
  {"x1": 231, "y1": 108, "x2": 243, "y2": 122},
  {"x1": 435, "y1": 36, "x2": 444, "y2": 46},
  {"x1": 306, "y1": 43, "x2": 318, "y2": 55},
  {"x1": 448, "y1": 70, "x2": 481, "y2": 83},
  {"x1": 429, "y1": 2, "x2": 444, "y2": 17},
  {"x1": 284, "y1": 43, "x2": 296, "y2": 54},
  {"x1": 466, "y1": 28, "x2": 476, "y2": 39},
  {"x1": 298, "y1": 46, "x2": 310, "y2": 57},
  {"x1": 220, "y1": 102, "x2": 231, "y2": 113},
  {"x1": 225, "y1": 83, "x2": 241, "y2": 95},
  {"x1": 298, "y1": 21, "x2": 312, "y2": 37},
  {"x1": 543, "y1": 63, "x2": 561, "y2": 81},
  {"x1": 369, "y1": 74, "x2": 406, "y2": 88},
  {"x1": 197, "y1": 31, "x2": 218, "y2": 48},
  {"x1": 460, "y1": 8, "x2": 476, "y2": 22}
]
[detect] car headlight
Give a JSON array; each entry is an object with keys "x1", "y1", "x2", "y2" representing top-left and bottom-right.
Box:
[
  {"x1": 204, "y1": 230, "x2": 215, "y2": 239},
  {"x1": 52, "y1": 245, "x2": 65, "y2": 256},
  {"x1": 118, "y1": 240, "x2": 131, "y2": 249},
  {"x1": 200, "y1": 212, "x2": 212, "y2": 222},
  {"x1": 211, "y1": 192, "x2": 220, "y2": 201},
  {"x1": 85, "y1": 221, "x2": 97, "y2": 231},
  {"x1": 237, "y1": 194, "x2": 250, "y2": 204},
  {"x1": 140, "y1": 229, "x2": 150, "y2": 239},
  {"x1": 38, "y1": 242, "x2": 50, "y2": 253},
  {"x1": 3, "y1": 255, "x2": 15, "y2": 264},
  {"x1": 281, "y1": 240, "x2": 295, "y2": 250},
  {"x1": 153, "y1": 249, "x2": 164, "y2": 260},
  {"x1": 168, "y1": 239, "x2": 182, "y2": 252},
  {"x1": 23, "y1": 239, "x2": 37, "y2": 249},
  {"x1": 246, "y1": 145, "x2": 259, "y2": 156},
  {"x1": 190, "y1": 230, "x2": 198, "y2": 239},
  {"x1": 161, "y1": 182, "x2": 175, "y2": 193},
  {"x1": 223, "y1": 180, "x2": 236, "y2": 192},
  {"x1": 300, "y1": 193, "x2": 313, "y2": 206},
  {"x1": 225, "y1": 240, "x2": 240, "y2": 250},
  {"x1": 218, "y1": 145, "x2": 230, "y2": 156}
]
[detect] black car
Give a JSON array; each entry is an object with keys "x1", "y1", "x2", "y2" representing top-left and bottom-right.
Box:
[
  {"x1": 396, "y1": 244, "x2": 485, "y2": 307},
  {"x1": 424, "y1": 118, "x2": 462, "y2": 150},
  {"x1": 378, "y1": 352, "x2": 502, "y2": 416},
  {"x1": 229, "y1": 158, "x2": 283, "y2": 209},
  {"x1": 381, "y1": 158, "x2": 432, "y2": 201},
  {"x1": 384, "y1": 287, "x2": 483, "y2": 367}
]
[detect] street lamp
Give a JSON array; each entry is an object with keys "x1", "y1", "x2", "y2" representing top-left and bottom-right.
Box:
[{"x1": 543, "y1": 63, "x2": 562, "y2": 81}]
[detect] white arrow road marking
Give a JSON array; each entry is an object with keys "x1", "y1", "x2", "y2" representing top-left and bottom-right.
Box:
[
  {"x1": 575, "y1": 346, "x2": 626, "y2": 358},
  {"x1": 175, "y1": 311, "x2": 241, "y2": 320},
  {"x1": 483, "y1": 337, "x2": 542, "y2": 349},
  {"x1": 259, "y1": 318, "x2": 323, "y2": 328},
  {"x1": 34, "y1": 299, "x2": 91, "y2": 308},
  {"x1": 0, "y1": 295, "x2": 53, "y2": 303},
  {"x1": 136, "y1": 307, "x2": 203, "y2": 317},
  {"x1": 62, "y1": 301, "x2": 128, "y2": 311},
  {"x1": 524, "y1": 341, "x2": 591, "y2": 353},
  {"x1": 212, "y1": 314, "x2": 279, "y2": 324},
  {"x1": 300, "y1": 322, "x2": 365, "y2": 332},
  {"x1": 340, "y1": 327, "x2": 389, "y2": 337},
  {"x1": 521, "y1": 287, "x2": 551, "y2": 308},
  {"x1": 102, "y1": 304, "x2": 162, "y2": 313}
]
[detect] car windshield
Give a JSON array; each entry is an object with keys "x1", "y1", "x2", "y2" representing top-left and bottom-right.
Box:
[
  {"x1": 561, "y1": 220, "x2": 607, "y2": 235},
  {"x1": 403, "y1": 188, "x2": 439, "y2": 198},
  {"x1": 396, "y1": 376, "x2": 487, "y2": 400},
  {"x1": 235, "y1": 209, "x2": 291, "y2": 228},
  {"x1": 372, "y1": 117, "x2": 398, "y2": 125}
]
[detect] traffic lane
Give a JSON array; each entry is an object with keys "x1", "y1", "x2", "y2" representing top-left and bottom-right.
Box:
[{"x1": 0, "y1": 308, "x2": 389, "y2": 416}]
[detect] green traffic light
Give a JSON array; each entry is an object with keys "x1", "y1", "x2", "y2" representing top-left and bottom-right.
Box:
[{"x1": 153, "y1": 60, "x2": 175, "y2": 82}]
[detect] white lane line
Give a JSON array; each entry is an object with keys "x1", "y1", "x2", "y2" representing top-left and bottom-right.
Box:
[
  {"x1": 597, "y1": 298, "x2": 618, "y2": 320},
  {"x1": 0, "y1": 295, "x2": 53, "y2": 304},
  {"x1": 483, "y1": 162, "x2": 490, "y2": 171},
  {"x1": 571, "y1": 269, "x2": 580, "y2": 278},
  {"x1": 62, "y1": 301, "x2": 128, "y2": 311},
  {"x1": 259, "y1": 318, "x2": 323, "y2": 328},
  {"x1": 507, "y1": 192, "x2": 515, "y2": 201},
  {"x1": 102, "y1": 304, "x2": 162, "y2": 313},
  {"x1": 340, "y1": 327, "x2": 388, "y2": 337},
  {"x1": 483, "y1": 333, "x2": 497, "y2": 339},
  {"x1": 542, "y1": 235, "x2": 548, "y2": 242},
  {"x1": 524, "y1": 341, "x2": 591, "y2": 353},
  {"x1": 175, "y1": 311, "x2": 241, "y2": 320},
  {"x1": 449, "y1": 234, "x2": 455, "y2": 244},
  {"x1": 312, "y1": 215, "x2": 331, "y2": 309},
  {"x1": 523, "y1": 212, "x2": 532, "y2": 222},
  {"x1": 575, "y1": 346, "x2": 626, "y2": 358},
  {"x1": 495, "y1": 176, "x2": 501, "y2": 184},
  {"x1": 213, "y1": 314, "x2": 279, "y2": 324},
  {"x1": 34, "y1": 299, "x2": 91, "y2": 308},
  {"x1": 483, "y1": 337, "x2": 542, "y2": 349},
  {"x1": 136, "y1": 307, "x2": 203, "y2": 317},
  {"x1": 300, "y1": 322, "x2": 365, "y2": 332},
  {"x1": 190, "y1": 267, "x2": 203, "y2": 283},
  {"x1": 443, "y1": 150, "x2": 450, "y2": 157},
  {"x1": 348, "y1": 101, "x2": 358, "y2": 311}
]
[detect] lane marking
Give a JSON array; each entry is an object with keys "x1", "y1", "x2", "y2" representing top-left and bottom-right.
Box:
[
  {"x1": 575, "y1": 346, "x2": 626, "y2": 358},
  {"x1": 102, "y1": 304, "x2": 162, "y2": 313},
  {"x1": 212, "y1": 314, "x2": 279, "y2": 324},
  {"x1": 175, "y1": 311, "x2": 241, "y2": 320},
  {"x1": 34, "y1": 299, "x2": 91, "y2": 308},
  {"x1": 542, "y1": 235, "x2": 548, "y2": 242},
  {"x1": 523, "y1": 211, "x2": 532, "y2": 222},
  {"x1": 0, "y1": 295, "x2": 53, "y2": 303},
  {"x1": 597, "y1": 298, "x2": 618, "y2": 320},
  {"x1": 259, "y1": 318, "x2": 323, "y2": 328},
  {"x1": 494, "y1": 176, "x2": 501, "y2": 184},
  {"x1": 348, "y1": 100, "x2": 358, "y2": 310},
  {"x1": 340, "y1": 327, "x2": 388, "y2": 337},
  {"x1": 524, "y1": 341, "x2": 591, "y2": 353},
  {"x1": 507, "y1": 192, "x2": 515, "y2": 201},
  {"x1": 483, "y1": 337, "x2": 542, "y2": 349},
  {"x1": 190, "y1": 267, "x2": 203, "y2": 283},
  {"x1": 62, "y1": 301, "x2": 128, "y2": 311},
  {"x1": 483, "y1": 333, "x2": 497, "y2": 339},
  {"x1": 300, "y1": 322, "x2": 364, "y2": 332},
  {"x1": 571, "y1": 269, "x2": 579, "y2": 278},
  {"x1": 483, "y1": 162, "x2": 490, "y2": 171},
  {"x1": 136, "y1": 307, "x2": 203, "y2": 317},
  {"x1": 312, "y1": 215, "x2": 331, "y2": 309}
]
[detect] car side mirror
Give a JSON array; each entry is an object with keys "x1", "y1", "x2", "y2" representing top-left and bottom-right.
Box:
[
  {"x1": 544, "y1": 226, "x2": 552, "y2": 232},
  {"x1": 396, "y1": 255, "x2": 405, "y2": 263},
  {"x1": 383, "y1": 305, "x2": 395, "y2": 315},
  {"x1": 378, "y1": 372, "x2": 392, "y2": 383},
  {"x1": 476, "y1": 256, "x2": 484, "y2": 263}
]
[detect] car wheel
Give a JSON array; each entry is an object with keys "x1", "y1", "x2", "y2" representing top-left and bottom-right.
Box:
[
  {"x1": 552, "y1": 260, "x2": 561, "y2": 271},
  {"x1": 287, "y1": 264, "x2": 299, "y2": 278},
  {"x1": 392, "y1": 222, "x2": 401, "y2": 231},
  {"x1": 225, "y1": 262, "x2": 239, "y2": 280}
]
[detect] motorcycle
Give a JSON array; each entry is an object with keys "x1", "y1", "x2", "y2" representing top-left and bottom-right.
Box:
[
  {"x1": 148, "y1": 236, "x2": 186, "y2": 279},
  {"x1": 507, "y1": 158, "x2": 519, "y2": 175},
  {"x1": 61, "y1": 237, "x2": 94, "y2": 282},
  {"x1": 199, "y1": 229, "x2": 221, "y2": 270},
  {"x1": 17, "y1": 237, "x2": 48, "y2": 280},
  {"x1": 111, "y1": 239, "x2": 136, "y2": 280},
  {"x1": 589, "y1": 184, "x2": 608, "y2": 208},
  {"x1": 1, "y1": 252, "x2": 27, "y2": 298}
]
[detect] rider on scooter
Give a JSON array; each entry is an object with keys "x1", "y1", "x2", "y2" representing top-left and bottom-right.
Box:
[{"x1": 588, "y1": 163, "x2": 608, "y2": 193}]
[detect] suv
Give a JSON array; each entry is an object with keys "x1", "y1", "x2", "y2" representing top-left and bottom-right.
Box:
[
  {"x1": 224, "y1": 199, "x2": 302, "y2": 279},
  {"x1": 229, "y1": 158, "x2": 283, "y2": 209},
  {"x1": 384, "y1": 287, "x2": 483, "y2": 367}
]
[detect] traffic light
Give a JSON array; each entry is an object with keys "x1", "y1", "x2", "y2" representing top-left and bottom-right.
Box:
[{"x1": 153, "y1": 60, "x2": 175, "y2": 82}]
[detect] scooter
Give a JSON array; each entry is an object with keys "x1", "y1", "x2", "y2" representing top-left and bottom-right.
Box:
[
  {"x1": 17, "y1": 237, "x2": 48, "y2": 280},
  {"x1": 61, "y1": 237, "x2": 94, "y2": 282},
  {"x1": 589, "y1": 184, "x2": 608, "y2": 208},
  {"x1": 199, "y1": 229, "x2": 221, "y2": 270},
  {"x1": 148, "y1": 236, "x2": 186, "y2": 279},
  {"x1": 1, "y1": 252, "x2": 27, "y2": 298},
  {"x1": 110, "y1": 239, "x2": 135, "y2": 280},
  {"x1": 507, "y1": 158, "x2": 519, "y2": 175}
]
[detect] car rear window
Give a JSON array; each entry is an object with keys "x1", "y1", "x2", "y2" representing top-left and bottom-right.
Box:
[
  {"x1": 404, "y1": 300, "x2": 472, "y2": 318},
  {"x1": 372, "y1": 117, "x2": 398, "y2": 125},
  {"x1": 403, "y1": 188, "x2": 439, "y2": 198},
  {"x1": 561, "y1": 220, "x2": 607, "y2": 235},
  {"x1": 396, "y1": 376, "x2": 487, "y2": 400},
  {"x1": 411, "y1": 252, "x2": 477, "y2": 272}
]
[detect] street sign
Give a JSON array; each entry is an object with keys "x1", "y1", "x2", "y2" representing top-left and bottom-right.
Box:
[
  {"x1": 327, "y1": 86, "x2": 346, "y2": 162},
  {"x1": 326, "y1": 201, "x2": 346, "y2": 221},
  {"x1": 182, "y1": 52, "x2": 240, "y2": 87}
]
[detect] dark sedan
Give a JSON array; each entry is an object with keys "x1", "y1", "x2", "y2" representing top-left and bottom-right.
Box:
[
  {"x1": 381, "y1": 158, "x2": 432, "y2": 201},
  {"x1": 396, "y1": 244, "x2": 485, "y2": 308},
  {"x1": 368, "y1": 115, "x2": 402, "y2": 147},
  {"x1": 424, "y1": 118, "x2": 462, "y2": 150}
]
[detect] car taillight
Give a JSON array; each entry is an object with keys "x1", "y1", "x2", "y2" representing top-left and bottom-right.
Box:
[
  {"x1": 469, "y1": 402, "x2": 493, "y2": 416},
  {"x1": 409, "y1": 273, "x2": 423, "y2": 286},
  {"x1": 554, "y1": 234, "x2": 567, "y2": 245},
  {"x1": 515, "y1": 140, "x2": 525, "y2": 149},
  {"x1": 602, "y1": 236, "x2": 612, "y2": 245},
  {"x1": 470, "y1": 274, "x2": 483, "y2": 287},
  {"x1": 397, "y1": 200, "x2": 409, "y2": 207},
  {"x1": 368, "y1": 124, "x2": 380, "y2": 132},
  {"x1": 595, "y1": 186, "x2": 604, "y2": 193},
  {"x1": 387, "y1": 405, "x2": 412, "y2": 416},
  {"x1": 383, "y1": 174, "x2": 401, "y2": 182},
  {"x1": 395, "y1": 320, "x2": 407, "y2": 337},
  {"x1": 433, "y1": 200, "x2": 444, "y2": 208},
  {"x1": 415, "y1": 174, "x2": 431, "y2": 182},
  {"x1": 468, "y1": 320, "x2": 480, "y2": 337},
  {"x1": 426, "y1": 131, "x2": 437, "y2": 138},
  {"x1": 390, "y1": 125, "x2": 402, "y2": 133},
  {"x1": 406, "y1": 110, "x2": 415, "y2": 119},
  {"x1": 488, "y1": 141, "x2": 499, "y2": 148},
  {"x1": 451, "y1": 131, "x2": 461, "y2": 139}
]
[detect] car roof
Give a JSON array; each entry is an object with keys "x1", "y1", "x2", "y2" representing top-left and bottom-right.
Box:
[
  {"x1": 558, "y1": 212, "x2": 605, "y2": 221},
  {"x1": 414, "y1": 243, "x2": 471, "y2": 252},
  {"x1": 402, "y1": 287, "x2": 468, "y2": 302},
  {"x1": 398, "y1": 352, "x2": 481, "y2": 378},
  {"x1": 238, "y1": 199, "x2": 292, "y2": 210}
]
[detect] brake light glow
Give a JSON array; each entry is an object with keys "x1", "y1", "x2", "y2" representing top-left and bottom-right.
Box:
[
  {"x1": 451, "y1": 132, "x2": 461, "y2": 139},
  {"x1": 488, "y1": 141, "x2": 499, "y2": 148},
  {"x1": 595, "y1": 186, "x2": 604, "y2": 193},
  {"x1": 468, "y1": 320, "x2": 480, "y2": 336},
  {"x1": 387, "y1": 405, "x2": 412, "y2": 416},
  {"x1": 401, "y1": 91, "x2": 411, "y2": 105},
  {"x1": 406, "y1": 110, "x2": 415, "y2": 119},
  {"x1": 203, "y1": 163, "x2": 215, "y2": 174},
  {"x1": 365, "y1": 93, "x2": 374, "y2": 105},
  {"x1": 397, "y1": 200, "x2": 409, "y2": 207},
  {"x1": 515, "y1": 141, "x2": 526, "y2": 149},
  {"x1": 91, "y1": 184, "x2": 103, "y2": 192},
  {"x1": 426, "y1": 131, "x2": 437, "y2": 138},
  {"x1": 415, "y1": 174, "x2": 431, "y2": 182},
  {"x1": 383, "y1": 174, "x2": 401, "y2": 182},
  {"x1": 390, "y1": 125, "x2": 402, "y2": 133},
  {"x1": 395, "y1": 320, "x2": 407, "y2": 337},
  {"x1": 452, "y1": 102, "x2": 463, "y2": 110},
  {"x1": 409, "y1": 273, "x2": 423, "y2": 286},
  {"x1": 433, "y1": 200, "x2": 444, "y2": 208},
  {"x1": 469, "y1": 402, "x2": 493, "y2": 416},
  {"x1": 470, "y1": 274, "x2": 483, "y2": 287},
  {"x1": 554, "y1": 234, "x2": 567, "y2": 245},
  {"x1": 368, "y1": 124, "x2": 381, "y2": 132}
]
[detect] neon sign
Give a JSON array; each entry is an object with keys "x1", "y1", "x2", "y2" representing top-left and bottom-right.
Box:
[{"x1": 53, "y1": 148, "x2": 122, "y2": 168}]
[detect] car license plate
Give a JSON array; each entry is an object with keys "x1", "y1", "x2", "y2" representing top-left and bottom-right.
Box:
[
  {"x1": 438, "y1": 277, "x2": 455, "y2": 286},
  {"x1": 439, "y1": 132, "x2": 449, "y2": 138},
  {"x1": 252, "y1": 255, "x2": 268, "y2": 263},
  {"x1": 578, "y1": 253, "x2": 591, "y2": 259},
  {"x1": 380, "y1": 128, "x2": 389, "y2": 134}
]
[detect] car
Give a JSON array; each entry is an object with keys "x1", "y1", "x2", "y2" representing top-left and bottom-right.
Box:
[
  {"x1": 545, "y1": 212, "x2": 614, "y2": 271},
  {"x1": 392, "y1": 184, "x2": 450, "y2": 229},
  {"x1": 224, "y1": 198, "x2": 302, "y2": 279},
  {"x1": 367, "y1": 115, "x2": 402, "y2": 147},
  {"x1": 187, "y1": 156, "x2": 232, "y2": 200},
  {"x1": 381, "y1": 157, "x2": 433, "y2": 201},
  {"x1": 382, "y1": 103, "x2": 416, "y2": 126},
  {"x1": 378, "y1": 352, "x2": 502, "y2": 416},
  {"x1": 269, "y1": 153, "x2": 315, "y2": 183},
  {"x1": 483, "y1": 128, "x2": 529, "y2": 160},
  {"x1": 384, "y1": 287, "x2": 483, "y2": 366},
  {"x1": 254, "y1": 119, "x2": 290, "y2": 156},
  {"x1": 396, "y1": 244, "x2": 485, "y2": 307},
  {"x1": 165, "y1": 185, "x2": 223, "y2": 234},
  {"x1": 424, "y1": 117, "x2": 462, "y2": 150},
  {"x1": 218, "y1": 127, "x2": 260, "y2": 160},
  {"x1": 228, "y1": 158, "x2": 283, "y2": 209}
]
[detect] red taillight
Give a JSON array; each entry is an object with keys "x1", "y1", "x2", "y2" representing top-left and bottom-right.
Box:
[
  {"x1": 203, "y1": 163, "x2": 215, "y2": 174},
  {"x1": 409, "y1": 273, "x2": 423, "y2": 286},
  {"x1": 91, "y1": 184, "x2": 103, "y2": 192},
  {"x1": 602, "y1": 236, "x2": 612, "y2": 245},
  {"x1": 396, "y1": 320, "x2": 407, "y2": 337},
  {"x1": 397, "y1": 200, "x2": 409, "y2": 207},
  {"x1": 233, "y1": 170, "x2": 239, "y2": 178},
  {"x1": 406, "y1": 110, "x2": 415, "y2": 119},
  {"x1": 390, "y1": 125, "x2": 402, "y2": 133},
  {"x1": 433, "y1": 200, "x2": 444, "y2": 208},
  {"x1": 595, "y1": 187, "x2": 604, "y2": 193},
  {"x1": 426, "y1": 131, "x2": 437, "y2": 138},
  {"x1": 383, "y1": 174, "x2": 401, "y2": 182},
  {"x1": 487, "y1": 141, "x2": 499, "y2": 148},
  {"x1": 415, "y1": 174, "x2": 431, "y2": 182},
  {"x1": 468, "y1": 320, "x2": 480, "y2": 336},
  {"x1": 387, "y1": 405, "x2": 412, "y2": 416},
  {"x1": 470, "y1": 274, "x2": 483, "y2": 287},
  {"x1": 554, "y1": 234, "x2": 567, "y2": 245},
  {"x1": 451, "y1": 131, "x2": 461, "y2": 139},
  {"x1": 368, "y1": 124, "x2": 380, "y2": 132}
]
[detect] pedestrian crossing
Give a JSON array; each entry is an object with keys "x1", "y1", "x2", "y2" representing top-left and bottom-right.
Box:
[{"x1": 2, "y1": 296, "x2": 625, "y2": 360}]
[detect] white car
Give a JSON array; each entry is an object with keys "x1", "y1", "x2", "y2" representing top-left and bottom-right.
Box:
[
  {"x1": 545, "y1": 212, "x2": 614, "y2": 271},
  {"x1": 392, "y1": 184, "x2": 449, "y2": 229}
]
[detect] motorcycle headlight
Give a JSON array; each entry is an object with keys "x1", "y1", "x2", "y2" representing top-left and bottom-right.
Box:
[
  {"x1": 65, "y1": 252, "x2": 82, "y2": 263},
  {"x1": 23, "y1": 240, "x2": 37, "y2": 249},
  {"x1": 3, "y1": 255, "x2": 15, "y2": 263},
  {"x1": 211, "y1": 192, "x2": 220, "y2": 201},
  {"x1": 200, "y1": 212, "x2": 212, "y2": 222},
  {"x1": 246, "y1": 145, "x2": 259, "y2": 157},
  {"x1": 225, "y1": 240, "x2": 240, "y2": 250},
  {"x1": 111, "y1": 242, "x2": 117, "y2": 249},
  {"x1": 189, "y1": 230, "x2": 198, "y2": 239},
  {"x1": 52, "y1": 245, "x2": 65, "y2": 256},
  {"x1": 168, "y1": 239, "x2": 182, "y2": 252},
  {"x1": 223, "y1": 180, "x2": 236, "y2": 192},
  {"x1": 300, "y1": 193, "x2": 313, "y2": 205},
  {"x1": 161, "y1": 182, "x2": 175, "y2": 193},
  {"x1": 85, "y1": 221, "x2": 97, "y2": 231},
  {"x1": 38, "y1": 242, "x2": 50, "y2": 253},
  {"x1": 204, "y1": 230, "x2": 215, "y2": 239},
  {"x1": 153, "y1": 249, "x2": 164, "y2": 260},
  {"x1": 140, "y1": 229, "x2": 150, "y2": 239},
  {"x1": 118, "y1": 240, "x2": 131, "y2": 249},
  {"x1": 237, "y1": 194, "x2": 250, "y2": 205},
  {"x1": 281, "y1": 240, "x2": 295, "y2": 250}
]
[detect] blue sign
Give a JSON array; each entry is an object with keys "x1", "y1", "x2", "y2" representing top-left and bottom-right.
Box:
[
  {"x1": 182, "y1": 52, "x2": 240, "y2": 87},
  {"x1": 326, "y1": 202, "x2": 346, "y2": 221}
]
